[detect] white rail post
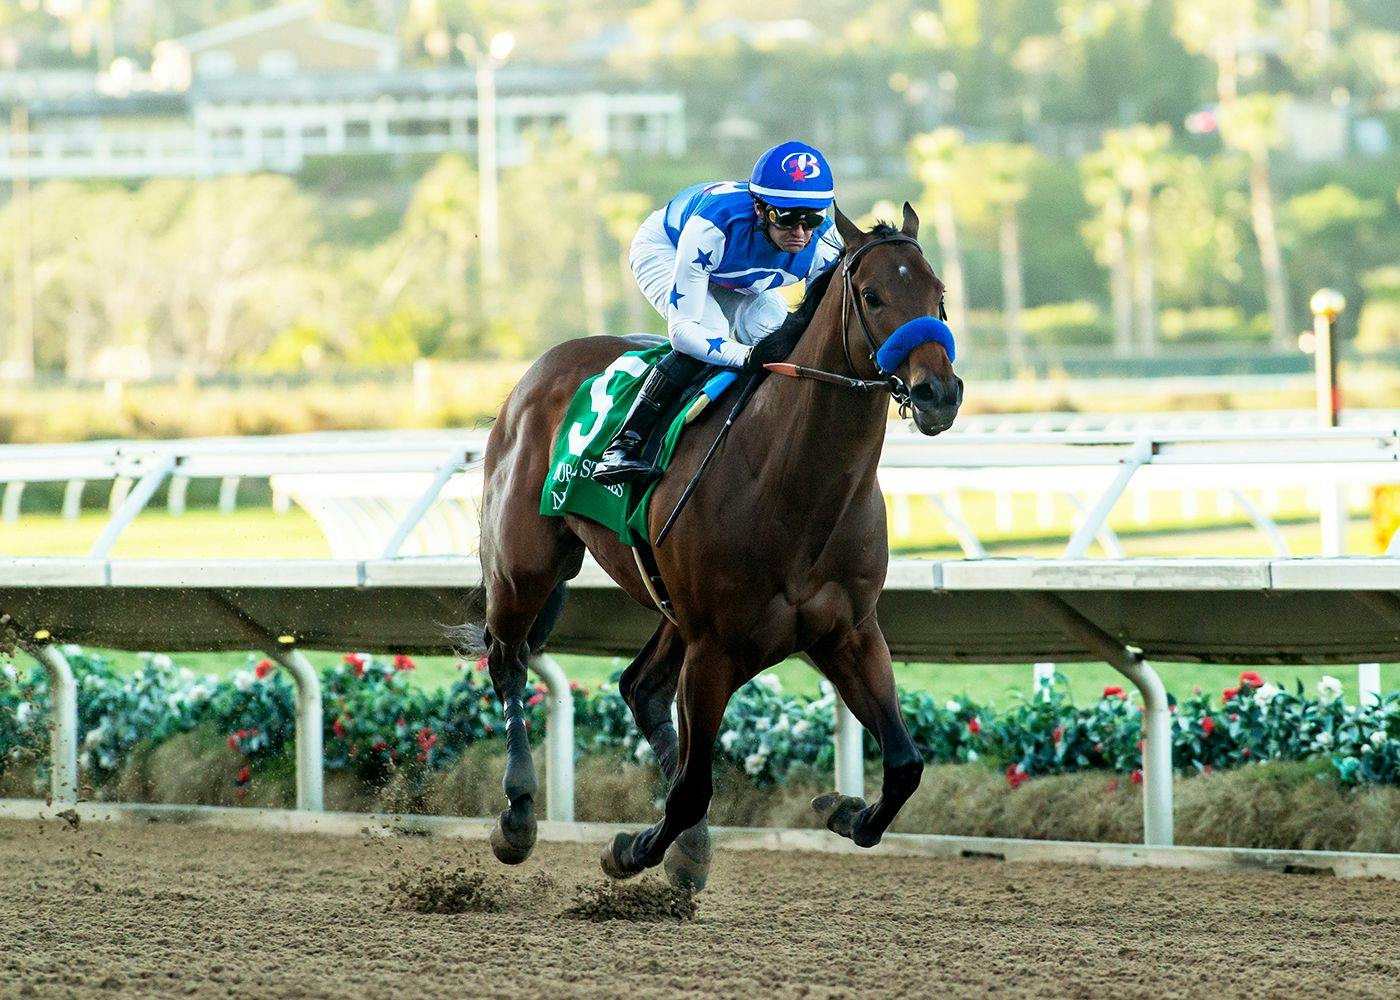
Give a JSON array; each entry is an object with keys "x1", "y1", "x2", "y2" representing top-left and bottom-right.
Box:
[
  {"x1": 27, "y1": 643, "x2": 78, "y2": 806},
  {"x1": 1032, "y1": 662, "x2": 1056, "y2": 700},
  {"x1": 1358, "y1": 663, "x2": 1381, "y2": 707},
  {"x1": 268, "y1": 645, "x2": 323, "y2": 812},
  {"x1": 1017, "y1": 593, "x2": 1173, "y2": 847},
  {"x1": 529, "y1": 653, "x2": 575, "y2": 822},
  {"x1": 833, "y1": 691, "x2": 864, "y2": 799}
]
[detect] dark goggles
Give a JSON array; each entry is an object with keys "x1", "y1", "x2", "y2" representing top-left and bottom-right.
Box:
[{"x1": 764, "y1": 205, "x2": 826, "y2": 230}]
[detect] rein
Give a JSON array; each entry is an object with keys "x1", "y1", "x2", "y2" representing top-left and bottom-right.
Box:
[{"x1": 766, "y1": 231, "x2": 948, "y2": 416}]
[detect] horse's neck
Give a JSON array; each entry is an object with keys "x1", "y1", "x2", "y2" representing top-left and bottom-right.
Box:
[{"x1": 745, "y1": 284, "x2": 889, "y2": 516}]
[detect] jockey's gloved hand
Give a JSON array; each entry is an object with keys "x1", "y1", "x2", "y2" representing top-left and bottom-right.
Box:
[{"x1": 743, "y1": 333, "x2": 793, "y2": 372}]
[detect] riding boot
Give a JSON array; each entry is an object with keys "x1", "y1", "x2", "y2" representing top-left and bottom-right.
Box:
[{"x1": 592, "y1": 365, "x2": 685, "y2": 486}]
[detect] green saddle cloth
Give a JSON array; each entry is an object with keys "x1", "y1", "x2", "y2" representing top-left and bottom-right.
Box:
[{"x1": 539, "y1": 344, "x2": 709, "y2": 547}]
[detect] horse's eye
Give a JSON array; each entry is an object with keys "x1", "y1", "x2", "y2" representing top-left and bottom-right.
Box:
[{"x1": 862, "y1": 288, "x2": 881, "y2": 308}]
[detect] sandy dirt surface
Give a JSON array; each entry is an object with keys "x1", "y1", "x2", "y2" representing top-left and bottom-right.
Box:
[{"x1": 3, "y1": 817, "x2": 1399, "y2": 999}]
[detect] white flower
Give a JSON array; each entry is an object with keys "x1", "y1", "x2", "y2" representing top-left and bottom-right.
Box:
[
  {"x1": 15, "y1": 702, "x2": 31, "y2": 725},
  {"x1": 1, "y1": 661, "x2": 16, "y2": 684},
  {"x1": 188, "y1": 683, "x2": 210, "y2": 702},
  {"x1": 60, "y1": 644, "x2": 82, "y2": 657},
  {"x1": 720, "y1": 730, "x2": 740, "y2": 752},
  {"x1": 774, "y1": 715, "x2": 790, "y2": 733},
  {"x1": 966, "y1": 749, "x2": 979, "y2": 762},
  {"x1": 753, "y1": 674, "x2": 782, "y2": 694},
  {"x1": 792, "y1": 720, "x2": 810, "y2": 738},
  {"x1": 755, "y1": 717, "x2": 771, "y2": 732},
  {"x1": 1314, "y1": 730, "x2": 1333, "y2": 748},
  {"x1": 1317, "y1": 676, "x2": 1344, "y2": 702},
  {"x1": 1362, "y1": 744, "x2": 1373, "y2": 755},
  {"x1": 150, "y1": 654, "x2": 173, "y2": 671},
  {"x1": 83, "y1": 725, "x2": 105, "y2": 749},
  {"x1": 79, "y1": 751, "x2": 91, "y2": 771},
  {"x1": 1370, "y1": 731, "x2": 1388, "y2": 748},
  {"x1": 945, "y1": 700, "x2": 962, "y2": 714},
  {"x1": 744, "y1": 749, "x2": 768, "y2": 775},
  {"x1": 233, "y1": 670, "x2": 254, "y2": 692},
  {"x1": 1256, "y1": 683, "x2": 1281, "y2": 704},
  {"x1": 177, "y1": 667, "x2": 194, "y2": 683}
]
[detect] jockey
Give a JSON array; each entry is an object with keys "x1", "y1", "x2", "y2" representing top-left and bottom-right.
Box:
[{"x1": 591, "y1": 139, "x2": 843, "y2": 487}]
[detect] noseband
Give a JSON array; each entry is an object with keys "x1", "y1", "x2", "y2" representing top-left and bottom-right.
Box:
[{"x1": 766, "y1": 231, "x2": 951, "y2": 416}]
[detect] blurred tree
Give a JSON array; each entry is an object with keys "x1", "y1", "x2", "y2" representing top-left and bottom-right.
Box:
[
  {"x1": 1103, "y1": 124, "x2": 1171, "y2": 354},
  {"x1": 981, "y1": 142, "x2": 1037, "y2": 368},
  {"x1": 908, "y1": 128, "x2": 972, "y2": 337},
  {"x1": 1172, "y1": 0, "x2": 1258, "y2": 105},
  {"x1": 1080, "y1": 149, "x2": 1134, "y2": 356},
  {"x1": 1219, "y1": 92, "x2": 1293, "y2": 348},
  {"x1": 599, "y1": 191, "x2": 654, "y2": 332}
]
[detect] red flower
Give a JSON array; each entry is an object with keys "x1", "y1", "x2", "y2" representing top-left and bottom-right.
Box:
[
  {"x1": 236, "y1": 766, "x2": 250, "y2": 784},
  {"x1": 393, "y1": 654, "x2": 416, "y2": 672},
  {"x1": 527, "y1": 693, "x2": 544, "y2": 708},
  {"x1": 1130, "y1": 769, "x2": 1143, "y2": 785},
  {"x1": 1105, "y1": 779, "x2": 1119, "y2": 793},
  {"x1": 1222, "y1": 687, "x2": 1240, "y2": 701},
  {"x1": 1052, "y1": 726, "x2": 1063, "y2": 744},
  {"x1": 1103, "y1": 685, "x2": 1125, "y2": 699},
  {"x1": 373, "y1": 741, "x2": 388, "y2": 752},
  {"x1": 1201, "y1": 716, "x2": 1215, "y2": 737},
  {"x1": 255, "y1": 659, "x2": 273, "y2": 680},
  {"x1": 226, "y1": 733, "x2": 239, "y2": 750},
  {"x1": 1241, "y1": 748, "x2": 1252, "y2": 758},
  {"x1": 1005, "y1": 764, "x2": 1028, "y2": 789},
  {"x1": 332, "y1": 717, "x2": 348, "y2": 739},
  {"x1": 1203, "y1": 765, "x2": 1213, "y2": 774},
  {"x1": 1230, "y1": 713, "x2": 1239, "y2": 722},
  {"x1": 396, "y1": 717, "x2": 407, "y2": 729},
  {"x1": 417, "y1": 727, "x2": 437, "y2": 751},
  {"x1": 475, "y1": 656, "x2": 489, "y2": 673},
  {"x1": 1239, "y1": 671, "x2": 1264, "y2": 689},
  {"x1": 343, "y1": 653, "x2": 367, "y2": 677},
  {"x1": 967, "y1": 717, "x2": 981, "y2": 735}
]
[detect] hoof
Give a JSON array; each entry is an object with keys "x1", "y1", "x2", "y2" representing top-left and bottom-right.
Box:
[
  {"x1": 812, "y1": 792, "x2": 868, "y2": 843},
  {"x1": 489, "y1": 799, "x2": 536, "y2": 865},
  {"x1": 663, "y1": 821, "x2": 712, "y2": 893},
  {"x1": 599, "y1": 831, "x2": 644, "y2": 881}
]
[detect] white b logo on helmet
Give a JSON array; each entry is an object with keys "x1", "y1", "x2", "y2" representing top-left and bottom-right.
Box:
[{"x1": 781, "y1": 151, "x2": 822, "y2": 182}]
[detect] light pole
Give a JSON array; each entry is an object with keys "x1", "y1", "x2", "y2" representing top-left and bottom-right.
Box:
[
  {"x1": 458, "y1": 31, "x2": 514, "y2": 314},
  {"x1": 1309, "y1": 288, "x2": 1346, "y2": 555}
]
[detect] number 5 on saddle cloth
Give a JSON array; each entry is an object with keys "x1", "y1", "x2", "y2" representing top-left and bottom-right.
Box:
[{"x1": 540, "y1": 344, "x2": 738, "y2": 549}]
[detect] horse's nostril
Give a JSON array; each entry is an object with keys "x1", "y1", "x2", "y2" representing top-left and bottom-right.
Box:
[{"x1": 910, "y1": 382, "x2": 937, "y2": 407}]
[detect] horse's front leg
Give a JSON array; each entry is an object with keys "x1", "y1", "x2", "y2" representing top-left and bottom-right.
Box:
[
  {"x1": 807, "y1": 618, "x2": 922, "y2": 848},
  {"x1": 602, "y1": 643, "x2": 735, "y2": 881}
]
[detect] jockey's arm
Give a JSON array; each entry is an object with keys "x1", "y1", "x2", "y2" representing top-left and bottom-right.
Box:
[
  {"x1": 810, "y1": 223, "x2": 843, "y2": 277},
  {"x1": 665, "y1": 219, "x2": 751, "y2": 368}
]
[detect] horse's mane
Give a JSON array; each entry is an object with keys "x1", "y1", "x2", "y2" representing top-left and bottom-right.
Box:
[{"x1": 758, "y1": 222, "x2": 899, "y2": 363}]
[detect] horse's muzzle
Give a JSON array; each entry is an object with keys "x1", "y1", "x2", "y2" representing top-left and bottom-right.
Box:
[{"x1": 907, "y1": 375, "x2": 962, "y2": 436}]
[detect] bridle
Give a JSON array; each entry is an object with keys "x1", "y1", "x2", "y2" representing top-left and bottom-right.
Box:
[{"x1": 767, "y1": 231, "x2": 947, "y2": 417}]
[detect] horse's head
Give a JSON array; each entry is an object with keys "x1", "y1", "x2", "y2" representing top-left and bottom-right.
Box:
[{"x1": 833, "y1": 203, "x2": 963, "y2": 436}]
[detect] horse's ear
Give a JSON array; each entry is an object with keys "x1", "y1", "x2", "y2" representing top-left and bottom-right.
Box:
[
  {"x1": 901, "y1": 201, "x2": 920, "y2": 239},
  {"x1": 833, "y1": 202, "x2": 863, "y2": 247}
]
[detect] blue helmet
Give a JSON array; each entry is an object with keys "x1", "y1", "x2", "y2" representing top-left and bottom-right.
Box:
[{"x1": 748, "y1": 140, "x2": 835, "y2": 209}]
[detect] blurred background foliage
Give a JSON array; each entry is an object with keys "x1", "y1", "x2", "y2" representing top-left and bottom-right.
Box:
[{"x1": 0, "y1": 0, "x2": 1395, "y2": 413}]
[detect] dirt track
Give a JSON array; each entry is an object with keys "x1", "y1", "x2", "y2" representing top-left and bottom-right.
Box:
[{"x1": 3, "y1": 818, "x2": 1399, "y2": 999}]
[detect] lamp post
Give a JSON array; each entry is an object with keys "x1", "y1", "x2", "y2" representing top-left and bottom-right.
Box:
[
  {"x1": 1309, "y1": 288, "x2": 1346, "y2": 555},
  {"x1": 458, "y1": 31, "x2": 515, "y2": 312}
]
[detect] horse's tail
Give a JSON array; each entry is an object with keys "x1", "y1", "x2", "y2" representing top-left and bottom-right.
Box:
[{"x1": 444, "y1": 581, "x2": 569, "y2": 659}]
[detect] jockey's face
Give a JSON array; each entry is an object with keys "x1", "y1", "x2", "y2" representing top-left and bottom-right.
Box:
[{"x1": 755, "y1": 200, "x2": 818, "y2": 253}]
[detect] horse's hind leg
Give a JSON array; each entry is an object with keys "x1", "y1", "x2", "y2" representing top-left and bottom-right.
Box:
[
  {"x1": 480, "y1": 536, "x2": 582, "y2": 865},
  {"x1": 618, "y1": 623, "x2": 712, "y2": 891},
  {"x1": 807, "y1": 618, "x2": 923, "y2": 848},
  {"x1": 602, "y1": 641, "x2": 736, "y2": 882}
]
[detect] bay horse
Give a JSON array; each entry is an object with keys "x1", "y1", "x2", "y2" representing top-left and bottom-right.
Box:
[{"x1": 468, "y1": 204, "x2": 961, "y2": 890}]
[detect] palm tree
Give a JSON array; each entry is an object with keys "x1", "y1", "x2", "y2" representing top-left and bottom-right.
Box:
[
  {"x1": 907, "y1": 128, "x2": 971, "y2": 337},
  {"x1": 1172, "y1": 0, "x2": 1257, "y2": 106},
  {"x1": 1104, "y1": 125, "x2": 1170, "y2": 354},
  {"x1": 1080, "y1": 149, "x2": 1134, "y2": 357},
  {"x1": 981, "y1": 143, "x2": 1037, "y2": 370},
  {"x1": 1219, "y1": 93, "x2": 1293, "y2": 349}
]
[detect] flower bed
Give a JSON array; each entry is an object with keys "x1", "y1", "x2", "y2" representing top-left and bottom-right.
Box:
[{"x1": 1, "y1": 650, "x2": 1397, "y2": 799}]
